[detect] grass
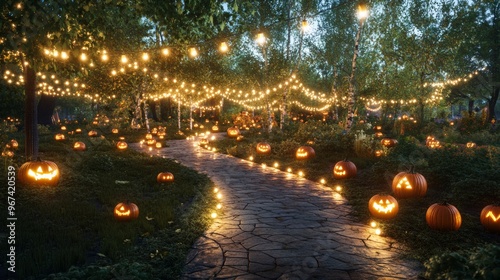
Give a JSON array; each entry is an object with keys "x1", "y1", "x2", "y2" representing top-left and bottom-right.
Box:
[{"x1": 0, "y1": 124, "x2": 216, "y2": 279}]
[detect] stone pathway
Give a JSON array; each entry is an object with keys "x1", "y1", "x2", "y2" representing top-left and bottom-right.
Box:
[{"x1": 135, "y1": 134, "x2": 422, "y2": 279}]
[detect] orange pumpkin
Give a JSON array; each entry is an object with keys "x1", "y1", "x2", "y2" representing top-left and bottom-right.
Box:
[
  {"x1": 9, "y1": 139, "x2": 19, "y2": 150},
  {"x1": 392, "y1": 167, "x2": 427, "y2": 198},
  {"x1": 426, "y1": 202, "x2": 462, "y2": 231},
  {"x1": 381, "y1": 138, "x2": 398, "y2": 148},
  {"x1": 296, "y1": 146, "x2": 315, "y2": 160},
  {"x1": 116, "y1": 141, "x2": 128, "y2": 150},
  {"x1": 55, "y1": 134, "x2": 66, "y2": 141},
  {"x1": 114, "y1": 202, "x2": 139, "y2": 221},
  {"x1": 333, "y1": 159, "x2": 357, "y2": 179},
  {"x1": 18, "y1": 159, "x2": 60, "y2": 187},
  {"x1": 88, "y1": 130, "x2": 98, "y2": 137},
  {"x1": 480, "y1": 204, "x2": 500, "y2": 233},
  {"x1": 227, "y1": 127, "x2": 240, "y2": 138},
  {"x1": 73, "y1": 141, "x2": 86, "y2": 151},
  {"x1": 157, "y1": 172, "x2": 174, "y2": 183},
  {"x1": 368, "y1": 194, "x2": 399, "y2": 219},
  {"x1": 256, "y1": 142, "x2": 271, "y2": 155}
]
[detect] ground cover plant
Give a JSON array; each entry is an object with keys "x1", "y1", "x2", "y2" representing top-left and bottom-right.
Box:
[
  {"x1": 208, "y1": 119, "x2": 500, "y2": 277},
  {"x1": 0, "y1": 123, "x2": 216, "y2": 279}
]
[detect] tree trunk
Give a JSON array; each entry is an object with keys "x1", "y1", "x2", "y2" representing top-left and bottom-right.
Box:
[
  {"x1": 148, "y1": 100, "x2": 159, "y2": 121},
  {"x1": 177, "y1": 100, "x2": 181, "y2": 130},
  {"x1": 346, "y1": 19, "x2": 366, "y2": 130},
  {"x1": 24, "y1": 65, "x2": 38, "y2": 160},
  {"x1": 488, "y1": 88, "x2": 499, "y2": 122},
  {"x1": 37, "y1": 94, "x2": 57, "y2": 125},
  {"x1": 468, "y1": 99, "x2": 474, "y2": 115}
]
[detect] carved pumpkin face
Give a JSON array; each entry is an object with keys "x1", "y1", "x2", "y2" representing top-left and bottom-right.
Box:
[
  {"x1": 212, "y1": 125, "x2": 219, "y2": 131},
  {"x1": 374, "y1": 132, "x2": 384, "y2": 138},
  {"x1": 466, "y1": 142, "x2": 476, "y2": 148},
  {"x1": 375, "y1": 150, "x2": 383, "y2": 157},
  {"x1": 480, "y1": 205, "x2": 500, "y2": 233},
  {"x1": 73, "y1": 141, "x2": 86, "y2": 151},
  {"x1": 333, "y1": 160, "x2": 357, "y2": 179},
  {"x1": 114, "y1": 202, "x2": 139, "y2": 221},
  {"x1": 88, "y1": 130, "x2": 98, "y2": 137},
  {"x1": 18, "y1": 159, "x2": 60, "y2": 187},
  {"x1": 75, "y1": 128, "x2": 82, "y2": 134},
  {"x1": 151, "y1": 128, "x2": 158, "y2": 135},
  {"x1": 368, "y1": 194, "x2": 399, "y2": 219},
  {"x1": 157, "y1": 172, "x2": 174, "y2": 183},
  {"x1": 2, "y1": 150, "x2": 14, "y2": 158},
  {"x1": 55, "y1": 134, "x2": 66, "y2": 141},
  {"x1": 256, "y1": 142, "x2": 271, "y2": 155},
  {"x1": 227, "y1": 127, "x2": 240, "y2": 137},
  {"x1": 112, "y1": 128, "x2": 119, "y2": 134},
  {"x1": 155, "y1": 142, "x2": 162, "y2": 149},
  {"x1": 199, "y1": 138, "x2": 209, "y2": 147},
  {"x1": 426, "y1": 202, "x2": 462, "y2": 231},
  {"x1": 381, "y1": 138, "x2": 397, "y2": 147},
  {"x1": 296, "y1": 146, "x2": 315, "y2": 160},
  {"x1": 426, "y1": 139, "x2": 441, "y2": 149},
  {"x1": 392, "y1": 168, "x2": 427, "y2": 198},
  {"x1": 145, "y1": 133, "x2": 153, "y2": 140},
  {"x1": 146, "y1": 139, "x2": 156, "y2": 146},
  {"x1": 116, "y1": 141, "x2": 128, "y2": 150}
]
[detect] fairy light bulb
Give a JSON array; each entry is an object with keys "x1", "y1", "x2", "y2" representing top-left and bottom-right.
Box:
[
  {"x1": 120, "y1": 55, "x2": 128, "y2": 64},
  {"x1": 219, "y1": 42, "x2": 228, "y2": 53},
  {"x1": 162, "y1": 48, "x2": 169, "y2": 56},
  {"x1": 189, "y1": 47, "x2": 198, "y2": 57},
  {"x1": 256, "y1": 33, "x2": 266, "y2": 46},
  {"x1": 301, "y1": 20, "x2": 310, "y2": 32},
  {"x1": 142, "y1": 52, "x2": 149, "y2": 61}
]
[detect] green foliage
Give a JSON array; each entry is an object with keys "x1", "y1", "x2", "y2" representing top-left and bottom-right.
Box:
[{"x1": 424, "y1": 244, "x2": 500, "y2": 280}]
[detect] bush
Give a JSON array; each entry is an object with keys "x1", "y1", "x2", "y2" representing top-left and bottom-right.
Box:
[{"x1": 424, "y1": 244, "x2": 500, "y2": 280}]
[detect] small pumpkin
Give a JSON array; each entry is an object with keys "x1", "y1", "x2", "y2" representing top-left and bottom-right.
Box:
[
  {"x1": 88, "y1": 130, "x2": 98, "y2": 137},
  {"x1": 114, "y1": 202, "x2": 139, "y2": 221},
  {"x1": 9, "y1": 139, "x2": 19, "y2": 150},
  {"x1": 157, "y1": 172, "x2": 174, "y2": 183},
  {"x1": 116, "y1": 141, "x2": 128, "y2": 150},
  {"x1": 466, "y1": 142, "x2": 476, "y2": 148},
  {"x1": 155, "y1": 142, "x2": 162, "y2": 149},
  {"x1": 227, "y1": 127, "x2": 240, "y2": 138},
  {"x1": 55, "y1": 133, "x2": 66, "y2": 141},
  {"x1": 296, "y1": 146, "x2": 315, "y2": 160},
  {"x1": 368, "y1": 194, "x2": 399, "y2": 219},
  {"x1": 18, "y1": 158, "x2": 60, "y2": 187},
  {"x1": 212, "y1": 125, "x2": 219, "y2": 132},
  {"x1": 333, "y1": 159, "x2": 357, "y2": 179},
  {"x1": 146, "y1": 139, "x2": 156, "y2": 146},
  {"x1": 426, "y1": 202, "x2": 462, "y2": 231},
  {"x1": 392, "y1": 166, "x2": 427, "y2": 198},
  {"x1": 73, "y1": 141, "x2": 86, "y2": 151},
  {"x1": 75, "y1": 128, "x2": 82, "y2": 134},
  {"x1": 199, "y1": 138, "x2": 209, "y2": 147},
  {"x1": 145, "y1": 133, "x2": 153, "y2": 140},
  {"x1": 256, "y1": 142, "x2": 271, "y2": 155},
  {"x1": 480, "y1": 204, "x2": 500, "y2": 233},
  {"x1": 112, "y1": 128, "x2": 119, "y2": 134},
  {"x1": 381, "y1": 138, "x2": 398, "y2": 148}
]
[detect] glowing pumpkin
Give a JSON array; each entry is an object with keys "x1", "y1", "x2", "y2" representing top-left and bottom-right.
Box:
[
  {"x1": 157, "y1": 172, "x2": 174, "y2": 183},
  {"x1": 480, "y1": 204, "x2": 500, "y2": 233},
  {"x1": 375, "y1": 150, "x2": 383, "y2": 157},
  {"x1": 466, "y1": 142, "x2": 476, "y2": 148},
  {"x1": 73, "y1": 141, "x2": 86, "y2": 151},
  {"x1": 256, "y1": 142, "x2": 271, "y2": 155},
  {"x1": 75, "y1": 128, "x2": 82, "y2": 134},
  {"x1": 116, "y1": 141, "x2": 128, "y2": 150},
  {"x1": 88, "y1": 130, "x2": 98, "y2": 137},
  {"x1": 236, "y1": 135, "x2": 245, "y2": 141},
  {"x1": 112, "y1": 128, "x2": 119, "y2": 134},
  {"x1": 374, "y1": 132, "x2": 384, "y2": 138},
  {"x1": 426, "y1": 202, "x2": 462, "y2": 231},
  {"x1": 146, "y1": 139, "x2": 156, "y2": 146},
  {"x1": 155, "y1": 142, "x2": 162, "y2": 149},
  {"x1": 392, "y1": 167, "x2": 427, "y2": 198},
  {"x1": 199, "y1": 138, "x2": 209, "y2": 147},
  {"x1": 145, "y1": 133, "x2": 153, "y2": 140},
  {"x1": 227, "y1": 127, "x2": 240, "y2": 138},
  {"x1": 114, "y1": 202, "x2": 139, "y2": 221},
  {"x1": 18, "y1": 159, "x2": 60, "y2": 187},
  {"x1": 368, "y1": 194, "x2": 399, "y2": 219},
  {"x1": 9, "y1": 139, "x2": 18, "y2": 150},
  {"x1": 2, "y1": 150, "x2": 14, "y2": 158},
  {"x1": 333, "y1": 159, "x2": 357, "y2": 179},
  {"x1": 375, "y1": 125, "x2": 382, "y2": 130},
  {"x1": 296, "y1": 146, "x2": 315, "y2": 160},
  {"x1": 212, "y1": 125, "x2": 219, "y2": 131},
  {"x1": 55, "y1": 134, "x2": 66, "y2": 141},
  {"x1": 381, "y1": 138, "x2": 398, "y2": 148}
]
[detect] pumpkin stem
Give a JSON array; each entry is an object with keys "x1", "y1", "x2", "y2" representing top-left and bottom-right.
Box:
[
  {"x1": 409, "y1": 165, "x2": 415, "y2": 173},
  {"x1": 36, "y1": 156, "x2": 42, "y2": 162}
]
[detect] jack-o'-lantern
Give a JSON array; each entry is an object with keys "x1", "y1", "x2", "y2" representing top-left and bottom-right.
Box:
[
  {"x1": 426, "y1": 202, "x2": 462, "y2": 231},
  {"x1": 256, "y1": 142, "x2": 271, "y2": 155},
  {"x1": 114, "y1": 202, "x2": 139, "y2": 221},
  {"x1": 116, "y1": 141, "x2": 128, "y2": 150},
  {"x1": 375, "y1": 125, "x2": 382, "y2": 131},
  {"x1": 9, "y1": 139, "x2": 18, "y2": 150},
  {"x1": 227, "y1": 127, "x2": 240, "y2": 138},
  {"x1": 381, "y1": 138, "x2": 398, "y2": 148},
  {"x1": 92, "y1": 120, "x2": 99, "y2": 125},
  {"x1": 374, "y1": 132, "x2": 384, "y2": 138},
  {"x1": 425, "y1": 136, "x2": 435, "y2": 145},
  {"x1": 145, "y1": 133, "x2": 153, "y2": 140},
  {"x1": 155, "y1": 142, "x2": 162, "y2": 149},
  {"x1": 375, "y1": 150, "x2": 383, "y2": 157},
  {"x1": 426, "y1": 139, "x2": 441, "y2": 149},
  {"x1": 212, "y1": 125, "x2": 219, "y2": 131},
  {"x1": 151, "y1": 127, "x2": 158, "y2": 135},
  {"x1": 75, "y1": 128, "x2": 82, "y2": 134},
  {"x1": 368, "y1": 194, "x2": 399, "y2": 219},
  {"x1": 466, "y1": 142, "x2": 476, "y2": 148},
  {"x1": 199, "y1": 138, "x2": 209, "y2": 147},
  {"x1": 18, "y1": 158, "x2": 60, "y2": 187},
  {"x1": 2, "y1": 150, "x2": 14, "y2": 158},
  {"x1": 236, "y1": 135, "x2": 244, "y2": 141},
  {"x1": 392, "y1": 167, "x2": 427, "y2": 198},
  {"x1": 73, "y1": 141, "x2": 86, "y2": 151},
  {"x1": 333, "y1": 159, "x2": 357, "y2": 179},
  {"x1": 61, "y1": 126, "x2": 67, "y2": 131},
  {"x1": 55, "y1": 134, "x2": 66, "y2": 141},
  {"x1": 296, "y1": 146, "x2": 315, "y2": 160},
  {"x1": 480, "y1": 204, "x2": 500, "y2": 233},
  {"x1": 157, "y1": 172, "x2": 174, "y2": 183},
  {"x1": 88, "y1": 130, "x2": 98, "y2": 137},
  {"x1": 146, "y1": 139, "x2": 156, "y2": 146},
  {"x1": 112, "y1": 128, "x2": 119, "y2": 134}
]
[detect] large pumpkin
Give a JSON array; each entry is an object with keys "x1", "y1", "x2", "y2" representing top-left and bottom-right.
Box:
[
  {"x1": 368, "y1": 194, "x2": 399, "y2": 219},
  {"x1": 256, "y1": 142, "x2": 271, "y2": 155},
  {"x1": 392, "y1": 167, "x2": 427, "y2": 198},
  {"x1": 114, "y1": 202, "x2": 139, "y2": 221},
  {"x1": 296, "y1": 146, "x2": 315, "y2": 160},
  {"x1": 18, "y1": 159, "x2": 60, "y2": 187},
  {"x1": 227, "y1": 127, "x2": 240, "y2": 138},
  {"x1": 480, "y1": 204, "x2": 500, "y2": 233},
  {"x1": 333, "y1": 159, "x2": 357, "y2": 179},
  {"x1": 157, "y1": 172, "x2": 174, "y2": 183},
  {"x1": 426, "y1": 202, "x2": 462, "y2": 231}
]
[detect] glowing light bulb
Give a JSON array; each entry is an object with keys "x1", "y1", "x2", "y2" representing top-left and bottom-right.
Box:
[
  {"x1": 370, "y1": 221, "x2": 377, "y2": 228},
  {"x1": 219, "y1": 42, "x2": 229, "y2": 53},
  {"x1": 335, "y1": 185, "x2": 342, "y2": 192},
  {"x1": 120, "y1": 55, "x2": 128, "y2": 63},
  {"x1": 189, "y1": 47, "x2": 198, "y2": 57},
  {"x1": 162, "y1": 48, "x2": 169, "y2": 56},
  {"x1": 211, "y1": 212, "x2": 217, "y2": 219},
  {"x1": 256, "y1": 33, "x2": 266, "y2": 45}
]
